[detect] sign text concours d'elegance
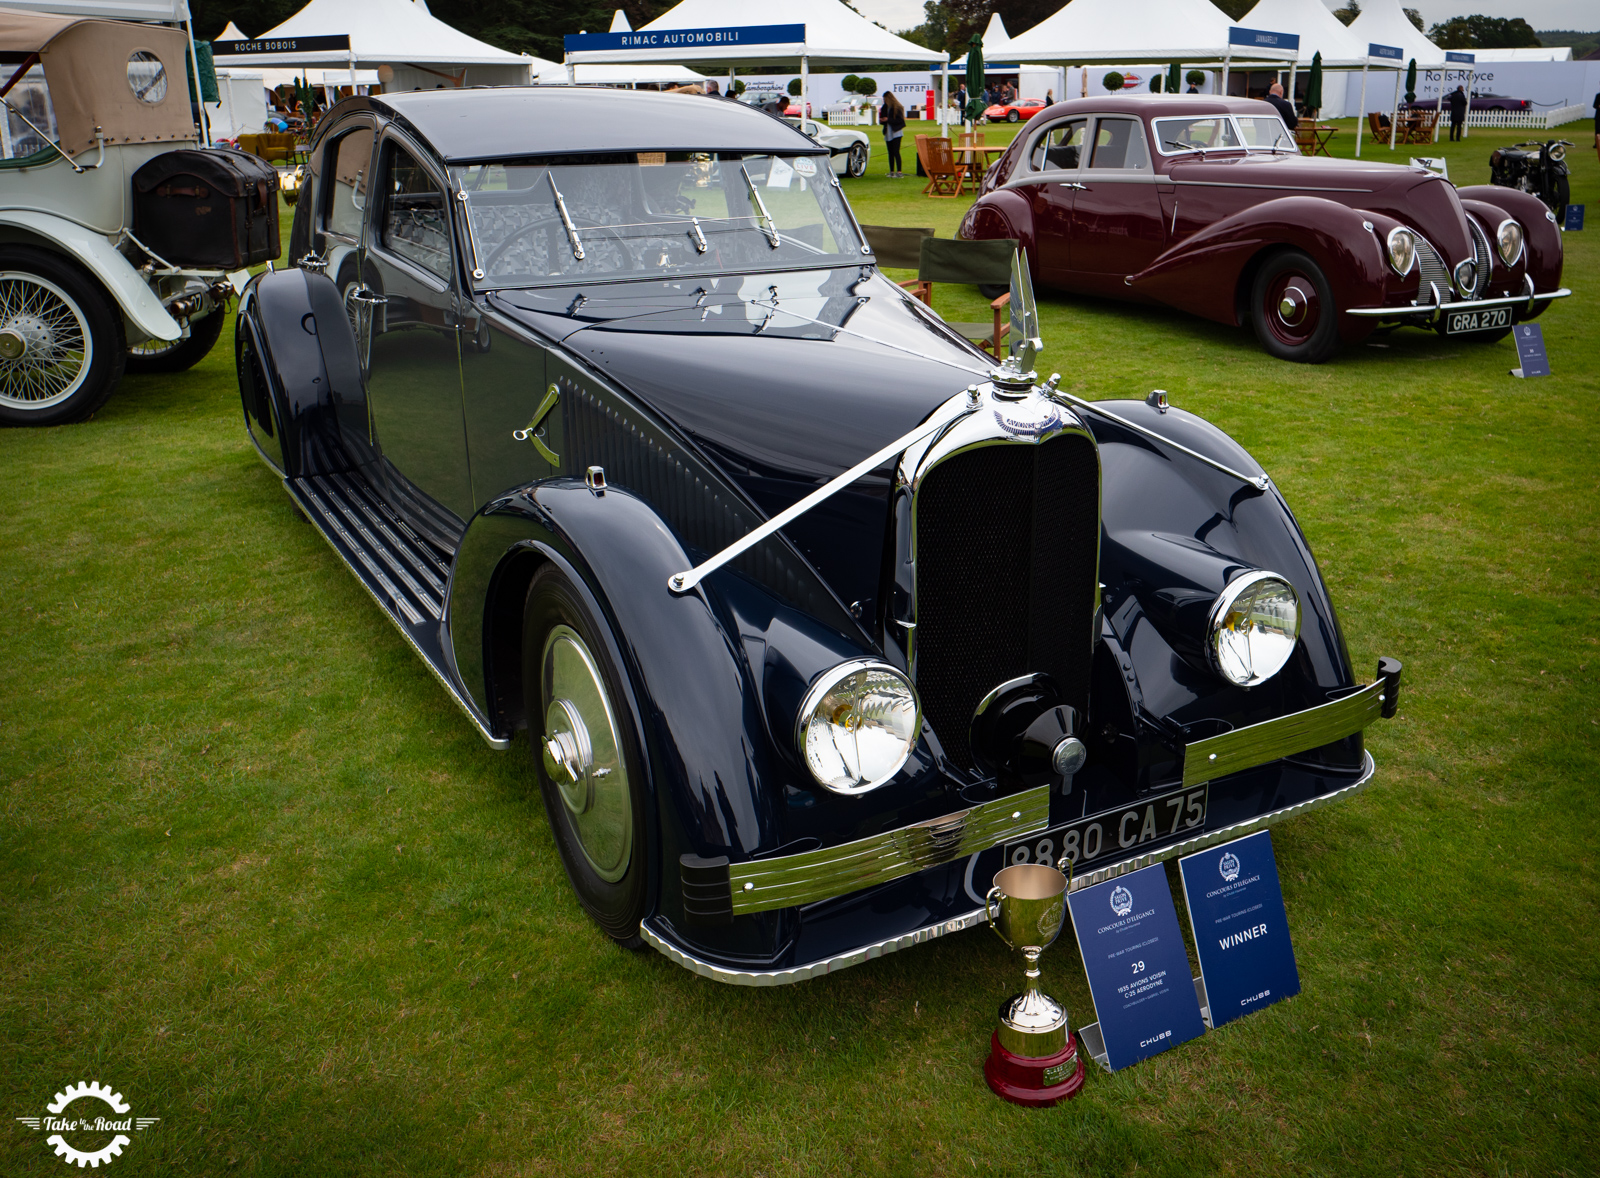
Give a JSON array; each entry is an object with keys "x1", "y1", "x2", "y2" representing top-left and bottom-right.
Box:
[
  {"x1": 212, "y1": 35, "x2": 351, "y2": 55},
  {"x1": 564, "y1": 24, "x2": 806, "y2": 55}
]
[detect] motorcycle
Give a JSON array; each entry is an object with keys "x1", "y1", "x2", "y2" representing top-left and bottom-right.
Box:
[{"x1": 1489, "y1": 139, "x2": 1572, "y2": 219}]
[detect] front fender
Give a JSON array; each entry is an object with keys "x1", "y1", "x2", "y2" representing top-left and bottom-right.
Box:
[
  {"x1": 0, "y1": 209, "x2": 180, "y2": 341},
  {"x1": 1127, "y1": 196, "x2": 1389, "y2": 342},
  {"x1": 958, "y1": 188, "x2": 1035, "y2": 260},
  {"x1": 1456, "y1": 184, "x2": 1564, "y2": 317}
]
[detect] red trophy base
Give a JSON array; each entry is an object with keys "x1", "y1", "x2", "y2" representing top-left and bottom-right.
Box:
[{"x1": 983, "y1": 1031, "x2": 1086, "y2": 1107}]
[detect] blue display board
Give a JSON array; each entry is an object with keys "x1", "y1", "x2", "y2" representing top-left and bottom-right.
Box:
[
  {"x1": 1513, "y1": 323, "x2": 1550, "y2": 378},
  {"x1": 1229, "y1": 27, "x2": 1299, "y2": 52},
  {"x1": 1565, "y1": 205, "x2": 1584, "y2": 231},
  {"x1": 1067, "y1": 864, "x2": 1205, "y2": 1070},
  {"x1": 1179, "y1": 831, "x2": 1300, "y2": 1029},
  {"x1": 565, "y1": 24, "x2": 806, "y2": 54},
  {"x1": 1368, "y1": 43, "x2": 1404, "y2": 61},
  {"x1": 1444, "y1": 51, "x2": 1476, "y2": 64}
]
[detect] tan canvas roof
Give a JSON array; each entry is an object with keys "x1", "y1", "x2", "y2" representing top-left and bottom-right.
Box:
[{"x1": 0, "y1": 7, "x2": 194, "y2": 156}]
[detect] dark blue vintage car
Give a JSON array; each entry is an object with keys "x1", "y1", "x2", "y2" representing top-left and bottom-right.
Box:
[{"x1": 236, "y1": 87, "x2": 1400, "y2": 984}]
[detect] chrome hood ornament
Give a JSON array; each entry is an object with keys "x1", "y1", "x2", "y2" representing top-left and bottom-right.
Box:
[{"x1": 991, "y1": 247, "x2": 1043, "y2": 393}]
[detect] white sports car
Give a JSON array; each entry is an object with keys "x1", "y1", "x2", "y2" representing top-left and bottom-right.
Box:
[{"x1": 787, "y1": 116, "x2": 871, "y2": 178}]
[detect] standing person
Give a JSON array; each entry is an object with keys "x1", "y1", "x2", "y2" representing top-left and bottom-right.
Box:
[
  {"x1": 1046, "y1": 88, "x2": 1054, "y2": 106},
  {"x1": 1593, "y1": 89, "x2": 1599, "y2": 164},
  {"x1": 879, "y1": 90, "x2": 906, "y2": 177},
  {"x1": 956, "y1": 82, "x2": 967, "y2": 114},
  {"x1": 1448, "y1": 84, "x2": 1467, "y2": 141},
  {"x1": 1265, "y1": 80, "x2": 1298, "y2": 129}
]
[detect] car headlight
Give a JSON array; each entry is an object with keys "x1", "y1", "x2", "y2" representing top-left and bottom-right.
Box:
[
  {"x1": 1549, "y1": 143, "x2": 1565, "y2": 162},
  {"x1": 1385, "y1": 227, "x2": 1416, "y2": 276},
  {"x1": 796, "y1": 660, "x2": 920, "y2": 794},
  {"x1": 1208, "y1": 572, "x2": 1301, "y2": 687},
  {"x1": 1496, "y1": 219, "x2": 1524, "y2": 266}
]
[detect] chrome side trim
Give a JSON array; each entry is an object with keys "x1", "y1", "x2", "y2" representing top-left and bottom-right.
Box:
[
  {"x1": 1346, "y1": 286, "x2": 1571, "y2": 317},
  {"x1": 728, "y1": 785, "x2": 1051, "y2": 915},
  {"x1": 1183, "y1": 679, "x2": 1384, "y2": 788},
  {"x1": 645, "y1": 755, "x2": 1377, "y2": 985},
  {"x1": 1069, "y1": 751, "x2": 1376, "y2": 891}
]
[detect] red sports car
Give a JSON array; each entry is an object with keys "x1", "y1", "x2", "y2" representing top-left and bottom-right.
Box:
[
  {"x1": 958, "y1": 95, "x2": 1569, "y2": 361},
  {"x1": 984, "y1": 97, "x2": 1047, "y2": 122}
]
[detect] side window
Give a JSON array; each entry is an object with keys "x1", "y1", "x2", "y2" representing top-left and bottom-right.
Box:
[
  {"x1": 1088, "y1": 118, "x2": 1151, "y2": 170},
  {"x1": 2, "y1": 65, "x2": 57, "y2": 159},
  {"x1": 323, "y1": 127, "x2": 373, "y2": 239},
  {"x1": 379, "y1": 144, "x2": 452, "y2": 283},
  {"x1": 1030, "y1": 119, "x2": 1087, "y2": 171}
]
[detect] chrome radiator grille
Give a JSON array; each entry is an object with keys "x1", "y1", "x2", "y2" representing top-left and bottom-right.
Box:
[
  {"x1": 1415, "y1": 238, "x2": 1454, "y2": 303},
  {"x1": 912, "y1": 434, "x2": 1100, "y2": 770},
  {"x1": 1467, "y1": 215, "x2": 1493, "y2": 296}
]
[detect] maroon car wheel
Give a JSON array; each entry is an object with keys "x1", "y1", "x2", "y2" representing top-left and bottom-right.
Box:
[{"x1": 1250, "y1": 250, "x2": 1340, "y2": 364}]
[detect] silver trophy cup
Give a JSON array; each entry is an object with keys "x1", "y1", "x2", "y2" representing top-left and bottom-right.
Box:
[{"x1": 985, "y1": 862, "x2": 1071, "y2": 1057}]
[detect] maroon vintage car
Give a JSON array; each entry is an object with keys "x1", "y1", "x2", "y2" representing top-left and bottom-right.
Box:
[{"x1": 958, "y1": 95, "x2": 1570, "y2": 362}]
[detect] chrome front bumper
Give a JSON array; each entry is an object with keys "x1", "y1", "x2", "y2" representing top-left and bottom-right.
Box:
[
  {"x1": 1346, "y1": 280, "x2": 1571, "y2": 320},
  {"x1": 657, "y1": 660, "x2": 1401, "y2": 984}
]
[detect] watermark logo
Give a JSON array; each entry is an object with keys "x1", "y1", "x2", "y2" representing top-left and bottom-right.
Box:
[
  {"x1": 14, "y1": 1081, "x2": 158, "y2": 1168},
  {"x1": 1219, "y1": 851, "x2": 1241, "y2": 882},
  {"x1": 1109, "y1": 884, "x2": 1133, "y2": 917}
]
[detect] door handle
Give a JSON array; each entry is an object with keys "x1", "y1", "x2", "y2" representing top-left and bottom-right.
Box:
[
  {"x1": 513, "y1": 384, "x2": 561, "y2": 465},
  {"x1": 1058, "y1": 182, "x2": 1088, "y2": 190}
]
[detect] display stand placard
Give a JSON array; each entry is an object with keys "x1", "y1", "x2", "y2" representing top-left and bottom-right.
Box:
[
  {"x1": 1067, "y1": 864, "x2": 1205, "y2": 1071},
  {"x1": 1179, "y1": 830, "x2": 1300, "y2": 1029},
  {"x1": 1510, "y1": 323, "x2": 1550, "y2": 379},
  {"x1": 1564, "y1": 205, "x2": 1584, "y2": 231}
]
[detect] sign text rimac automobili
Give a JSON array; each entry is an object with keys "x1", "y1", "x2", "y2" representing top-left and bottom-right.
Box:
[
  {"x1": 565, "y1": 24, "x2": 806, "y2": 54},
  {"x1": 212, "y1": 35, "x2": 351, "y2": 55},
  {"x1": 1227, "y1": 27, "x2": 1300, "y2": 52}
]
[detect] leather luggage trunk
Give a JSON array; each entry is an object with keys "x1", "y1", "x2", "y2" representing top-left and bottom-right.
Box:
[{"x1": 131, "y1": 149, "x2": 281, "y2": 269}]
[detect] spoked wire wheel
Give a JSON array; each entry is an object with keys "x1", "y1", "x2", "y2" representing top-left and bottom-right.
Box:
[{"x1": 0, "y1": 270, "x2": 92, "y2": 411}]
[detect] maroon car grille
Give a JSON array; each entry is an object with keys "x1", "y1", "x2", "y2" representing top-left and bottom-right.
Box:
[{"x1": 913, "y1": 436, "x2": 1100, "y2": 771}]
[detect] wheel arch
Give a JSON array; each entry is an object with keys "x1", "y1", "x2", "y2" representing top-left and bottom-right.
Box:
[{"x1": 0, "y1": 210, "x2": 180, "y2": 342}]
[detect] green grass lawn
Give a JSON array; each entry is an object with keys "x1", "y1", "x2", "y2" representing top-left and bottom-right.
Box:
[{"x1": 1, "y1": 123, "x2": 1596, "y2": 1176}]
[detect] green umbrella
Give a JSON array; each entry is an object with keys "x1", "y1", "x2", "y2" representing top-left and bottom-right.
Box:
[
  {"x1": 964, "y1": 33, "x2": 984, "y2": 123},
  {"x1": 1305, "y1": 51, "x2": 1323, "y2": 115},
  {"x1": 1404, "y1": 58, "x2": 1417, "y2": 103},
  {"x1": 1167, "y1": 63, "x2": 1181, "y2": 92}
]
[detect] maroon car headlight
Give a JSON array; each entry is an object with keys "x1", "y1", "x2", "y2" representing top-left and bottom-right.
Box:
[
  {"x1": 1496, "y1": 219, "x2": 1525, "y2": 267},
  {"x1": 1385, "y1": 227, "x2": 1416, "y2": 277}
]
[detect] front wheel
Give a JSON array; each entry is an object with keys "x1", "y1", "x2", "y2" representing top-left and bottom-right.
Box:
[
  {"x1": 846, "y1": 141, "x2": 868, "y2": 177},
  {"x1": 523, "y1": 564, "x2": 649, "y2": 947},
  {"x1": 1249, "y1": 249, "x2": 1340, "y2": 363},
  {"x1": 126, "y1": 308, "x2": 227, "y2": 374},
  {"x1": 0, "y1": 246, "x2": 125, "y2": 426},
  {"x1": 1007, "y1": 110, "x2": 1020, "y2": 123}
]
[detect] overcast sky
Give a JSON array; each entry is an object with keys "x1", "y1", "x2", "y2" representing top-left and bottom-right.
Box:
[{"x1": 848, "y1": 0, "x2": 1599, "y2": 36}]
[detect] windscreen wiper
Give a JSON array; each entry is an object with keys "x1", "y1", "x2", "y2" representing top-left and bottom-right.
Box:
[
  {"x1": 740, "y1": 165, "x2": 781, "y2": 249},
  {"x1": 548, "y1": 172, "x2": 586, "y2": 261}
]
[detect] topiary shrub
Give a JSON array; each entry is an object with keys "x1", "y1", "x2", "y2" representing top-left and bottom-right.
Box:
[
  {"x1": 1102, "y1": 71, "x2": 1125, "y2": 92},
  {"x1": 1186, "y1": 69, "x2": 1205, "y2": 86},
  {"x1": 787, "y1": 78, "x2": 802, "y2": 96}
]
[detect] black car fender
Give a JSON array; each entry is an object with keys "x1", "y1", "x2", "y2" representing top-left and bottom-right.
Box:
[
  {"x1": 450, "y1": 480, "x2": 889, "y2": 937},
  {"x1": 236, "y1": 267, "x2": 357, "y2": 479},
  {"x1": 1080, "y1": 399, "x2": 1361, "y2": 790}
]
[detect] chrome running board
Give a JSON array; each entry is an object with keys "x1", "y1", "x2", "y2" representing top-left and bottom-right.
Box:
[{"x1": 286, "y1": 472, "x2": 509, "y2": 750}]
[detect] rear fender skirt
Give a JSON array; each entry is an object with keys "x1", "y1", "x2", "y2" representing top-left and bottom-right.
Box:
[
  {"x1": 238, "y1": 268, "x2": 350, "y2": 479},
  {"x1": 451, "y1": 480, "x2": 892, "y2": 954},
  {"x1": 1456, "y1": 185, "x2": 1563, "y2": 317},
  {"x1": 1125, "y1": 196, "x2": 1389, "y2": 341}
]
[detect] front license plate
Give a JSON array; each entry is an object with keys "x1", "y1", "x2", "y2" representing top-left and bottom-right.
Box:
[
  {"x1": 1443, "y1": 306, "x2": 1513, "y2": 335},
  {"x1": 1001, "y1": 784, "x2": 1208, "y2": 871}
]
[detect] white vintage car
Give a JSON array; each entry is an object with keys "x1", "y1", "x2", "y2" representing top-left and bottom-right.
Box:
[
  {"x1": 787, "y1": 116, "x2": 870, "y2": 178},
  {"x1": 0, "y1": 8, "x2": 272, "y2": 425}
]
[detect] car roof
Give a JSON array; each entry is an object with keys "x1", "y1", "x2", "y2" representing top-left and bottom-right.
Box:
[
  {"x1": 1034, "y1": 95, "x2": 1282, "y2": 120},
  {"x1": 373, "y1": 87, "x2": 823, "y2": 162}
]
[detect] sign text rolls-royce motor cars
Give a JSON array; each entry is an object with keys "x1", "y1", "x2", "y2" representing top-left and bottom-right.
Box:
[{"x1": 237, "y1": 87, "x2": 1401, "y2": 984}]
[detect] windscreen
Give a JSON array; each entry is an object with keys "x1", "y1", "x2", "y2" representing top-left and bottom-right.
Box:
[
  {"x1": 1, "y1": 65, "x2": 58, "y2": 160},
  {"x1": 1154, "y1": 117, "x2": 1242, "y2": 154},
  {"x1": 451, "y1": 152, "x2": 862, "y2": 289},
  {"x1": 1235, "y1": 115, "x2": 1294, "y2": 151}
]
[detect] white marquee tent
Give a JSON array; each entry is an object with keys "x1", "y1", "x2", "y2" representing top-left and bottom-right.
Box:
[
  {"x1": 981, "y1": 12, "x2": 1014, "y2": 56},
  {"x1": 213, "y1": 0, "x2": 537, "y2": 89},
  {"x1": 1003, "y1": 0, "x2": 1291, "y2": 67},
  {"x1": 564, "y1": 0, "x2": 948, "y2": 121},
  {"x1": 537, "y1": 62, "x2": 708, "y2": 87},
  {"x1": 1236, "y1": 0, "x2": 1366, "y2": 68},
  {"x1": 1346, "y1": 0, "x2": 1444, "y2": 66}
]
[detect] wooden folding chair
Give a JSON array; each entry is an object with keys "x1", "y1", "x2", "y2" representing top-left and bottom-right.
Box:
[
  {"x1": 859, "y1": 224, "x2": 935, "y2": 304},
  {"x1": 917, "y1": 236, "x2": 1018, "y2": 357},
  {"x1": 1368, "y1": 112, "x2": 1393, "y2": 146},
  {"x1": 921, "y1": 137, "x2": 967, "y2": 198}
]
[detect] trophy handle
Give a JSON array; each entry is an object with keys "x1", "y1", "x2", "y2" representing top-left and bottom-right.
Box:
[{"x1": 985, "y1": 886, "x2": 1014, "y2": 951}]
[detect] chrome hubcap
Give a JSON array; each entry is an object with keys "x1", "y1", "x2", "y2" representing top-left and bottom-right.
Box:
[
  {"x1": 0, "y1": 273, "x2": 91, "y2": 410},
  {"x1": 1277, "y1": 287, "x2": 1307, "y2": 325},
  {"x1": 541, "y1": 625, "x2": 631, "y2": 882}
]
